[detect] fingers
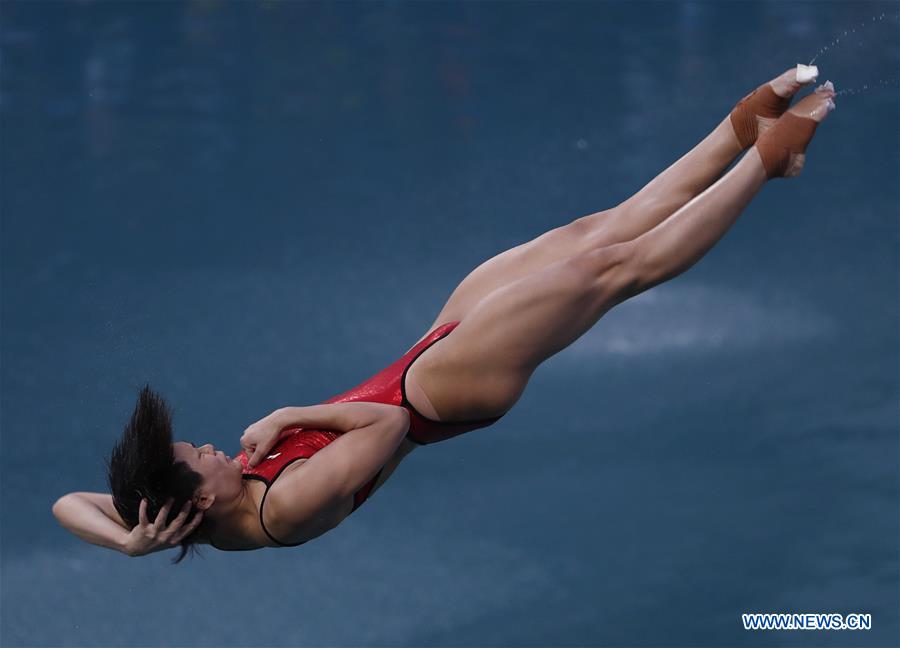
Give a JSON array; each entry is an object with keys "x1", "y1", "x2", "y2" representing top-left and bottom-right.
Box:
[
  {"x1": 170, "y1": 510, "x2": 204, "y2": 545},
  {"x1": 130, "y1": 498, "x2": 203, "y2": 552},
  {"x1": 169, "y1": 511, "x2": 202, "y2": 545},
  {"x1": 243, "y1": 444, "x2": 255, "y2": 464},
  {"x1": 161, "y1": 501, "x2": 203, "y2": 545},
  {"x1": 171, "y1": 500, "x2": 192, "y2": 525},
  {"x1": 163, "y1": 500, "x2": 193, "y2": 530},
  {"x1": 152, "y1": 497, "x2": 175, "y2": 532},
  {"x1": 138, "y1": 498, "x2": 149, "y2": 526},
  {"x1": 240, "y1": 426, "x2": 256, "y2": 453},
  {"x1": 240, "y1": 434, "x2": 254, "y2": 460}
]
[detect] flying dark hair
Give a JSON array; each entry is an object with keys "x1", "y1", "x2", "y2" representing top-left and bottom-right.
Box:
[{"x1": 105, "y1": 383, "x2": 209, "y2": 564}]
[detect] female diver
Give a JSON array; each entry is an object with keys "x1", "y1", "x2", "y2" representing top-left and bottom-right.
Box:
[{"x1": 53, "y1": 68, "x2": 836, "y2": 562}]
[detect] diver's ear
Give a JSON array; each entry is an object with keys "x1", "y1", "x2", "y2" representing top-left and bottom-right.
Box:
[{"x1": 196, "y1": 493, "x2": 215, "y2": 511}]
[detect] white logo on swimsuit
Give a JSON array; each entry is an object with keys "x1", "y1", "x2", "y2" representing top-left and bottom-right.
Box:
[{"x1": 267, "y1": 452, "x2": 281, "y2": 460}]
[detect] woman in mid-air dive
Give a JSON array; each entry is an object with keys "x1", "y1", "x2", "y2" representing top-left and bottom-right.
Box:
[{"x1": 53, "y1": 68, "x2": 836, "y2": 562}]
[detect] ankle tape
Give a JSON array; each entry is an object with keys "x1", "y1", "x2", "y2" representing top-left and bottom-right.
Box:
[
  {"x1": 755, "y1": 111, "x2": 819, "y2": 179},
  {"x1": 730, "y1": 84, "x2": 792, "y2": 149}
]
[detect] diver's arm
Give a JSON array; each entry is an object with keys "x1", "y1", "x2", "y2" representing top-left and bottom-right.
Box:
[
  {"x1": 52, "y1": 492, "x2": 131, "y2": 554},
  {"x1": 243, "y1": 402, "x2": 406, "y2": 467},
  {"x1": 266, "y1": 405, "x2": 410, "y2": 542},
  {"x1": 270, "y1": 401, "x2": 403, "y2": 433},
  {"x1": 53, "y1": 493, "x2": 202, "y2": 557},
  {"x1": 273, "y1": 403, "x2": 410, "y2": 501}
]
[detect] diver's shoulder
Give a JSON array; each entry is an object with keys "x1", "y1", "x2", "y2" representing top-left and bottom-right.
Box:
[{"x1": 204, "y1": 481, "x2": 274, "y2": 551}]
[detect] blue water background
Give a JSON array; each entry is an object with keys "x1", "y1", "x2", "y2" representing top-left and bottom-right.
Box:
[{"x1": 2, "y1": 1, "x2": 898, "y2": 646}]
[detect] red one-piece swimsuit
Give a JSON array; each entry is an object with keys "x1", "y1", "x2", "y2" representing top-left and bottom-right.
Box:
[{"x1": 235, "y1": 321, "x2": 505, "y2": 546}]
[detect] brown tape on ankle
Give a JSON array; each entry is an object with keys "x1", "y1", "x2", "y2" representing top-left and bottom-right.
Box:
[
  {"x1": 755, "y1": 112, "x2": 820, "y2": 179},
  {"x1": 730, "y1": 84, "x2": 793, "y2": 150}
]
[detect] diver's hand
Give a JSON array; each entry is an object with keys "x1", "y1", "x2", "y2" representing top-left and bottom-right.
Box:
[
  {"x1": 124, "y1": 498, "x2": 202, "y2": 557},
  {"x1": 241, "y1": 412, "x2": 289, "y2": 468}
]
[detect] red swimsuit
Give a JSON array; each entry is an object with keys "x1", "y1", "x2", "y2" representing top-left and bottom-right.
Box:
[{"x1": 235, "y1": 321, "x2": 505, "y2": 546}]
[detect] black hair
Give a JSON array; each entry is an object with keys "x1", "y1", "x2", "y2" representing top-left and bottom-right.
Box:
[{"x1": 105, "y1": 383, "x2": 209, "y2": 564}]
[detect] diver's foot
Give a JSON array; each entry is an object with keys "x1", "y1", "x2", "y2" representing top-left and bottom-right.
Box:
[
  {"x1": 730, "y1": 67, "x2": 816, "y2": 149},
  {"x1": 755, "y1": 82, "x2": 835, "y2": 179}
]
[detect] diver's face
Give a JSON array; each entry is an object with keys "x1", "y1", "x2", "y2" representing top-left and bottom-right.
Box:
[{"x1": 172, "y1": 441, "x2": 244, "y2": 511}]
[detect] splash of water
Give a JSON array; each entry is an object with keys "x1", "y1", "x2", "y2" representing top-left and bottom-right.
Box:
[
  {"x1": 806, "y1": 12, "x2": 899, "y2": 99},
  {"x1": 808, "y1": 11, "x2": 898, "y2": 65},
  {"x1": 833, "y1": 77, "x2": 898, "y2": 97}
]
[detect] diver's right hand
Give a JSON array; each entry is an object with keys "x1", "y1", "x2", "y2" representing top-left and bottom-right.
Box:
[
  {"x1": 241, "y1": 412, "x2": 289, "y2": 468},
  {"x1": 124, "y1": 498, "x2": 202, "y2": 557}
]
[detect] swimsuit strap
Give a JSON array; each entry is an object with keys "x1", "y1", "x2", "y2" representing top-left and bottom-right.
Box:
[{"x1": 257, "y1": 471, "x2": 307, "y2": 547}]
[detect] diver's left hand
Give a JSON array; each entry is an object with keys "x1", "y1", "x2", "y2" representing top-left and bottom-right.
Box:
[
  {"x1": 124, "y1": 498, "x2": 202, "y2": 557},
  {"x1": 241, "y1": 412, "x2": 289, "y2": 468}
]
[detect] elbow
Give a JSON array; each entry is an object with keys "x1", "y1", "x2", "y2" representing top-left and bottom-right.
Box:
[
  {"x1": 376, "y1": 404, "x2": 409, "y2": 436},
  {"x1": 52, "y1": 492, "x2": 83, "y2": 523},
  {"x1": 392, "y1": 407, "x2": 411, "y2": 441},
  {"x1": 52, "y1": 495, "x2": 70, "y2": 521},
  {"x1": 396, "y1": 406, "x2": 410, "y2": 428}
]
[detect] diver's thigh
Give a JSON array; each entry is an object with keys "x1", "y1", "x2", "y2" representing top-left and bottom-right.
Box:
[
  {"x1": 428, "y1": 211, "x2": 617, "y2": 328},
  {"x1": 421, "y1": 246, "x2": 631, "y2": 416}
]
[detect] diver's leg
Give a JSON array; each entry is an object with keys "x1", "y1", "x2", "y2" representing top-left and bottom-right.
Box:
[
  {"x1": 581, "y1": 116, "x2": 744, "y2": 243},
  {"x1": 577, "y1": 67, "x2": 812, "y2": 244},
  {"x1": 420, "y1": 155, "x2": 768, "y2": 419},
  {"x1": 418, "y1": 89, "x2": 834, "y2": 420},
  {"x1": 422, "y1": 68, "x2": 809, "y2": 335}
]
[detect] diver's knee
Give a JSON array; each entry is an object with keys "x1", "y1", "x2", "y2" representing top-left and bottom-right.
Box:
[{"x1": 576, "y1": 242, "x2": 643, "y2": 305}]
